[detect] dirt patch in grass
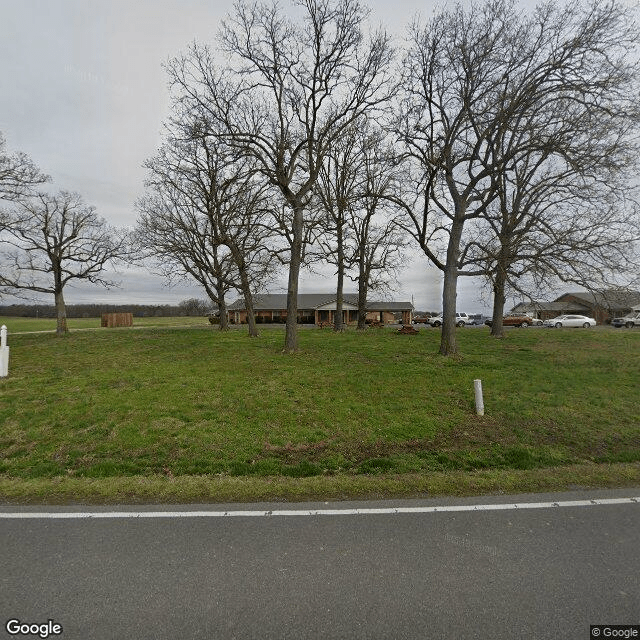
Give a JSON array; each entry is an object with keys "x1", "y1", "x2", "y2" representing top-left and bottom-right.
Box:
[{"x1": 258, "y1": 414, "x2": 640, "y2": 473}]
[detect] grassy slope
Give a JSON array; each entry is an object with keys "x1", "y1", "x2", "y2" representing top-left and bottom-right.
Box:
[{"x1": 0, "y1": 324, "x2": 638, "y2": 502}]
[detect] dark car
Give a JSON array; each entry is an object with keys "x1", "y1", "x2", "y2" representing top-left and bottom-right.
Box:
[{"x1": 484, "y1": 315, "x2": 542, "y2": 328}]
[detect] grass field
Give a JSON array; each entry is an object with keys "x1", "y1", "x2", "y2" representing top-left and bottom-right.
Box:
[
  {"x1": 0, "y1": 323, "x2": 638, "y2": 502},
  {"x1": 0, "y1": 315, "x2": 209, "y2": 333}
]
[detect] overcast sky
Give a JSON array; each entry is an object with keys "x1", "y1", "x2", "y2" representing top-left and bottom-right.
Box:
[{"x1": 0, "y1": 0, "x2": 542, "y2": 312}]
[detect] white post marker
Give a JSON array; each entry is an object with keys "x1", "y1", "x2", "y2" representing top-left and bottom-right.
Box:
[
  {"x1": 474, "y1": 379, "x2": 484, "y2": 416},
  {"x1": 0, "y1": 325, "x2": 9, "y2": 377}
]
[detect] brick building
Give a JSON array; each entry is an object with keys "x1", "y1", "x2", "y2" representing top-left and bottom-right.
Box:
[
  {"x1": 510, "y1": 289, "x2": 640, "y2": 324},
  {"x1": 227, "y1": 293, "x2": 414, "y2": 326}
]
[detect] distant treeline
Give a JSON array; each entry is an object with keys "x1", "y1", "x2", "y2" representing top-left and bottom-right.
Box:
[{"x1": 0, "y1": 304, "x2": 202, "y2": 318}]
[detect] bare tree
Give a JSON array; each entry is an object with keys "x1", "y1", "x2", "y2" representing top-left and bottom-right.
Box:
[
  {"x1": 313, "y1": 127, "x2": 361, "y2": 331},
  {"x1": 167, "y1": 0, "x2": 395, "y2": 352},
  {"x1": 136, "y1": 132, "x2": 278, "y2": 336},
  {"x1": 468, "y1": 0, "x2": 640, "y2": 337},
  {"x1": 475, "y1": 162, "x2": 639, "y2": 338},
  {"x1": 0, "y1": 133, "x2": 51, "y2": 297},
  {"x1": 351, "y1": 215, "x2": 405, "y2": 329},
  {"x1": 0, "y1": 191, "x2": 129, "y2": 335},
  {"x1": 212, "y1": 172, "x2": 280, "y2": 338},
  {"x1": 179, "y1": 298, "x2": 212, "y2": 316},
  {"x1": 312, "y1": 121, "x2": 406, "y2": 330},
  {"x1": 392, "y1": 1, "x2": 510, "y2": 354},
  {"x1": 136, "y1": 173, "x2": 236, "y2": 331},
  {"x1": 349, "y1": 130, "x2": 405, "y2": 329},
  {"x1": 393, "y1": 0, "x2": 640, "y2": 353},
  {"x1": 0, "y1": 133, "x2": 49, "y2": 204}
]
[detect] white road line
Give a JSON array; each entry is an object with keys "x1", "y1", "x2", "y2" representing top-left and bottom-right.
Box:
[{"x1": 0, "y1": 497, "x2": 638, "y2": 519}]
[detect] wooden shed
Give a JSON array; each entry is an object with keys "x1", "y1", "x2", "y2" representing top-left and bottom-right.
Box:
[{"x1": 101, "y1": 313, "x2": 133, "y2": 328}]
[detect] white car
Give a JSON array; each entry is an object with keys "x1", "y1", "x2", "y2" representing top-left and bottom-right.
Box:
[
  {"x1": 611, "y1": 311, "x2": 640, "y2": 328},
  {"x1": 429, "y1": 312, "x2": 475, "y2": 327},
  {"x1": 543, "y1": 314, "x2": 597, "y2": 328}
]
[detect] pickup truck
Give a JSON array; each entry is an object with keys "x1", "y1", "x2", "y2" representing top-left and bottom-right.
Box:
[
  {"x1": 429, "y1": 312, "x2": 475, "y2": 327},
  {"x1": 611, "y1": 311, "x2": 640, "y2": 328}
]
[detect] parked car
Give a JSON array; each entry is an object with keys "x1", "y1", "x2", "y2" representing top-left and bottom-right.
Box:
[
  {"x1": 611, "y1": 311, "x2": 640, "y2": 328},
  {"x1": 412, "y1": 316, "x2": 431, "y2": 324},
  {"x1": 484, "y1": 315, "x2": 542, "y2": 328},
  {"x1": 429, "y1": 312, "x2": 475, "y2": 327},
  {"x1": 543, "y1": 314, "x2": 597, "y2": 328}
]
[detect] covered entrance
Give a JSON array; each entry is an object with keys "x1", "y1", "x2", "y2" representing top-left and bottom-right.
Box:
[{"x1": 315, "y1": 302, "x2": 358, "y2": 326}]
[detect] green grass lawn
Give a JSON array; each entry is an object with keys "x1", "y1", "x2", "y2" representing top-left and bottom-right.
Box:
[
  {"x1": 0, "y1": 315, "x2": 209, "y2": 333},
  {"x1": 0, "y1": 324, "x2": 638, "y2": 502}
]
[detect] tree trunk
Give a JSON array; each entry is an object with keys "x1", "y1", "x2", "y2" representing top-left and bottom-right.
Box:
[
  {"x1": 333, "y1": 218, "x2": 344, "y2": 332},
  {"x1": 239, "y1": 267, "x2": 258, "y2": 338},
  {"x1": 356, "y1": 258, "x2": 368, "y2": 331},
  {"x1": 55, "y1": 288, "x2": 68, "y2": 336},
  {"x1": 439, "y1": 217, "x2": 464, "y2": 356},
  {"x1": 356, "y1": 293, "x2": 367, "y2": 329},
  {"x1": 218, "y1": 298, "x2": 230, "y2": 330},
  {"x1": 226, "y1": 239, "x2": 259, "y2": 337},
  {"x1": 284, "y1": 204, "x2": 304, "y2": 352},
  {"x1": 490, "y1": 260, "x2": 508, "y2": 338},
  {"x1": 216, "y1": 282, "x2": 230, "y2": 331},
  {"x1": 440, "y1": 265, "x2": 458, "y2": 355},
  {"x1": 334, "y1": 251, "x2": 345, "y2": 332},
  {"x1": 202, "y1": 277, "x2": 229, "y2": 331}
]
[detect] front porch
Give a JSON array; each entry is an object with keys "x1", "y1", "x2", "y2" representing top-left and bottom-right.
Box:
[
  {"x1": 315, "y1": 305, "x2": 359, "y2": 326},
  {"x1": 314, "y1": 302, "x2": 412, "y2": 326}
]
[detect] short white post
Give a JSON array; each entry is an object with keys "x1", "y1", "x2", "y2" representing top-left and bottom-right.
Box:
[
  {"x1": 474, "y1": 379, "x2": 484, "y2": 416},
  {"x1": 0, "y1": 325, "x2": 9, "y2": 377}
]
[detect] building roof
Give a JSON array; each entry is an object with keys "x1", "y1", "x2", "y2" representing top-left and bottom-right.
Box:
[
  {"x1": 511, "y1": 301, "x2": 590, "y2": 313},
  {"x1": 555, "y1": 289, "x2": 640, "y2": 309},
  {"x1": 228, "y1": 293, "x2": 413, "y2": 312}
]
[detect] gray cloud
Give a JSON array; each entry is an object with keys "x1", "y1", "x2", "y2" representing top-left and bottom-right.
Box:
[{"x1": 1, "y1": 0, "x2": 533, "y2": 313}]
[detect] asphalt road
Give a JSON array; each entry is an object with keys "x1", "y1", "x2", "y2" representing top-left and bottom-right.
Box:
[{"x1": 1, "y1": 489, "x2": 639, "y2": 640}]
